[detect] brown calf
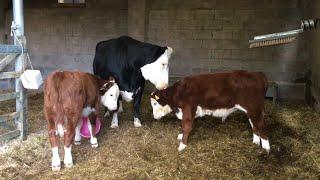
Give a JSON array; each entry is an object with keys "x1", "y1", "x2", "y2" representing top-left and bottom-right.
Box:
[
  {"x1": 150, "y1": 70, "x2": 269, "y2": 152},
  {"x1": 44, "y1": 71, "x2": 120, "y2": 171}
]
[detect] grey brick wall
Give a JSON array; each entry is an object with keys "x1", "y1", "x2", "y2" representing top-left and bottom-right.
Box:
[
  {"x1": 3, "y1": 0, "x2": 127, "y2": 79},
  {"x1": 146, "y1": 0, "x2": 310, "y2": 99},
  {"x1": 0, "y1": 0, "x2": 317, "y2": 100}
]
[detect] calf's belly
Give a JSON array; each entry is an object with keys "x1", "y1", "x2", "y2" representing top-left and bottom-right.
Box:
[{"x1": 175, "y1": 105, "x2": 247, "y2": 119}]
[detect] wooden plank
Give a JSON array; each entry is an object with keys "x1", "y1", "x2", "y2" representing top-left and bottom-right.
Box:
[
  {"x1": 0, "y1": 45, "x2": 23, "y2": 54},
  {"x1": 0, "y1": 92, "x2": 19, "y2": 102},
  {"x1": 0, "y1": 71, "x2": 21, "y2": 79},
  {"x1": 0, "y1": 112, "x2": 19, "y2": 123},
  {"x1": 0, "y1": 54, "x2": 18, "y2": 71},
  {"x1": 0, "y1": 130, "x2": 20, "y2": 143}
]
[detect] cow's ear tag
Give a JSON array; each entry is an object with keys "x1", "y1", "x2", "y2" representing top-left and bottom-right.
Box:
[{"x1": 155, "y1": 95, "x2": 159, "y2": 100}]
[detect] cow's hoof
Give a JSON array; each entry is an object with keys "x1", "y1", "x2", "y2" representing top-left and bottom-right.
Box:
[
  {"x1": 134, "y1": 118, "x2": 142, "y2": 127},
  {"x1": 74, "y1": 141, "x2": 81, "y2": 145},
  {"x1": 177, "y1": 133, "x2": 183, "y2": 141},
  {"x1": 110, "y1": 123, "x2": 119, "y2": 128},
  {"x1": 90, "y1": 137, "x2": 98, "y2": 148},
  {"x1": 52, "y1": 165, "x2": 61, "y2": 171},
  {"x1": 253, "y1": 134, "x2": 261, "y2": 145},
  {"x1": 178, "y1": 142, "x2": 187, "y2": 151},
  {"x1": 91, "y1": 143, "x2": 98, "y2": 148},
  {"x1": 261, "y1": 138, "x2": 270, "y2": 153},
  {"x1": 64, "y1": 162, "x2": 73, "y2": 168}
]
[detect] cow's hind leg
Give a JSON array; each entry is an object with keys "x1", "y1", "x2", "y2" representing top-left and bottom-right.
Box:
[
  {"x1": 249, "y1": 111, "x2": 270, "y2": 153},
  {"x1": 74, "y1": 118, "x2": 82, "y2": 145},
  {"x1": 45, "y1": 110, "x2": 61, "y2": 171},
  {"x1": 133, "y1": 82, "x2": 145, "y2": 127},
  {"x1": 63, "y1": 114, "x2": 79, "y2": 168}
]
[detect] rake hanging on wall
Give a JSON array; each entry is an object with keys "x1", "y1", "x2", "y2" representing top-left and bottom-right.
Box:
[{"x1": 249, "y1": 18, "x2": 319, "y2": 48}]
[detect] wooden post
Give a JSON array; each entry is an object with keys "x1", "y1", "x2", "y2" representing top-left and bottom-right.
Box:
[{"x1": 13, "y1": 0, "x2": 27, "y2": 140}]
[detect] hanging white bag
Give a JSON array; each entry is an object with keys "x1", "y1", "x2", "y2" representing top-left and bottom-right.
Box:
[
  {"x1": 20, "y1": 53, "x2": 43, "y2": 90},
  {"x1": 21, "y1": 69, "x2": 43, "y2": 89}
]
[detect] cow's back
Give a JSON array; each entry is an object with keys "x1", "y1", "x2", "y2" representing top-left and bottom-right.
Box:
[
  {"x1": 44, "y1": 72, "x2": 99, "y2": 113},
  {"x1": 174, "y1": 71, "x2": 267, "y2": 110}
]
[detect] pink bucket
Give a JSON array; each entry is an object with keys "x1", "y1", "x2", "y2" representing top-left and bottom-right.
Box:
[{"x1": 80, "y1": 117, "x2": 101, "y2": 138}]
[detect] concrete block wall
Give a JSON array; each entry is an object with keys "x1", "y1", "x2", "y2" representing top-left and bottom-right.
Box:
[
  {"x1": 0, "y1": 0, "x2": 317, "y2": 101},
  {"x1": 146, "y1": 0, "x2": 310, "y2": 99},
  {"x1": 3, "y1": 0, "x2": 128, "y2": 79}
]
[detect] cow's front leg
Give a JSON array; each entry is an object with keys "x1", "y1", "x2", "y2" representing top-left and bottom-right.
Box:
[
  {"x1": 88, "y1": 112, "x2": 99, "y2": 148},
  {"x1": 179, "y1": 106, "x2": 195, "y2": 151},
  {"x1": 133, "y1": 84, "x2": 145, "y2": 127}
]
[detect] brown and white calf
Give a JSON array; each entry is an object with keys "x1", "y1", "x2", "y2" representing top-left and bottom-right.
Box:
[
  {"x1": 150, "y1": 71, "x2": 270, "y2": 152},
  {"x1": 44, "y1": 71, "x2": 120, "y2": 171}
]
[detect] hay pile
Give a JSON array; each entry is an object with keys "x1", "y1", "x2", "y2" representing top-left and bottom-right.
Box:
[{"x1": 0, "y1": 93, "x2": 319, "y2": 179}]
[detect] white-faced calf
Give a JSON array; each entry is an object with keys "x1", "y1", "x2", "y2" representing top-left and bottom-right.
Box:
[
  {"x1": 150, "y1": 70, "x2": 270, "y2": 153},
  {"x1": 44, "y1": 71, "x2": 120, "y2": 171}
]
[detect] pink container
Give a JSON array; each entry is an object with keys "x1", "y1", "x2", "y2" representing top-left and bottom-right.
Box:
[{"x1": 80, "y1": 117, "x2": 101, "y2": 138}]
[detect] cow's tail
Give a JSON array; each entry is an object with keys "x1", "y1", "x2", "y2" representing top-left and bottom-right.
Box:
[{"x1": 46, "y1": 72, "x2": 66, "y2": 137}]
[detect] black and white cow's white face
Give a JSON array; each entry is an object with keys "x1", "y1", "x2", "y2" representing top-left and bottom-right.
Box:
[
  {"x1": 141, "y1": 47, "x2": 173, "y2": 90},
  {"x1": 150, "y1": 97, "x2": 172, "y2": 120},
  {"x1": 100, "y1": 81, "x2": 120, "y2": 111}
]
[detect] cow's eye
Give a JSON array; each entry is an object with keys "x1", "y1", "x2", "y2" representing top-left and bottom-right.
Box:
[
  {"x1": 110, "y1": 94, "x2": 113, "y2": 96},
  {"x1": 153, "y1": 102, "x2": 157, "y2": 106}
]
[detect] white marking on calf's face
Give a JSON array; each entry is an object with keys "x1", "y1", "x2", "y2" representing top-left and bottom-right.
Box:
[
  {"x1": 141, "y1": 47, "x2": 173, "y2": 90},
  {"x1": 101, "y1": 83, "x2": 120, "y2": 111},
  {"x1": 120, "y1": 91, "x2": 134, "y2": 102},
  {"x1": 150, "y1": 98, "x2": 172, "y2": 119}
]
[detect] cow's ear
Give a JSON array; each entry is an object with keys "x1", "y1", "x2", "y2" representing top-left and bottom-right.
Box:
[
  {"x1": 99, "y1": 86, "x2": 106, "y2": 95},
  {"x1": 108, "y1": 76, "x2": 115, "y2": 83}
]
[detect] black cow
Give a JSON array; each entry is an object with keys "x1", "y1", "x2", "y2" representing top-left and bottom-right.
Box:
[{"x1": 93, "y1": 36, "x2": 173, "y2": 128}]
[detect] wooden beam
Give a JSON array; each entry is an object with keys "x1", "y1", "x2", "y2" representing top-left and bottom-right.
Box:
[
  {"x1": 0, "y1": 71, "x2": 21, "y2": 79},
  {"x1": 0, "y1": 92, "x2": 19, "y2": 102},
  {"x1": 0, "y1": 112, "x2": 19, "y2": 123},
  {"x1": 0, "y1": 45, "x2": 23, "y2": 53},
  {"x1": 0, "y1": 130, "x2": 20, "y2": 143},
  {"x1": 0, "y1": 54, "x2": 18, "y2": 71}
]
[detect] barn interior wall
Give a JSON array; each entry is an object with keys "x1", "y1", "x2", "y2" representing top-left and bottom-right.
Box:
[
  {"x1": 0, "y1": 0, "x2": 316, "y2": 101},
  {"x1": 306, "y1": 1, "x2": 320, "y2": 111},
  {"x1": 2, "y1": 0, "x2": 128, "y2": 81},
  {"x1": 145, "y1": 0, "x2": 310, "y2": 99}
]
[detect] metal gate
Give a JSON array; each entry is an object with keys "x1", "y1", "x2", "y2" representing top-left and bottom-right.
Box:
[{"x1": 0, "y1": 0, "x2": 27, "y2": 142}]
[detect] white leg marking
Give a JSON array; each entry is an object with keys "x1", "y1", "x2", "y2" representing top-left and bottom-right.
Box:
[
  {"x1": 51, "y1": 147, "x2": 61, "y2": 171},
  {"x1": 261, "y1": 138, "x2": 270, "y2": 153},
  {"x1": 178, "y1": 142, "x2": 187, "y2": 151},
  {"x1": 133, "y1": 117, "x2": 142, "y2": 127},
  {"x1": 235, "y1": 104, "x2": 247, "y2": 113},
  {"x1": 87, "y1": 120, "x2": 98, "y2": 148},
  {"x1": 57, "y1": 124, "x2": 64, "y2": 137},
  {"x1": 222, "y1": 116, "x2": 227, "y2": 122},
  {"x1": 248, "y1": 118, "x2": 253, "y2": 128},
  {"x1": 110, "y1": 113, "x2": 119, "y2": 128},
  {"x1": 64, "y1": 146, "x2": 73, "y2": 168},
  {"x1": 177, "y1": 133, "x2": 183, "y2": 141},
  {"x1": 74, "y1": 119, "x2": 82, "y2": 145},
  {"x1": 104, "y1": 111, "x2": 110, "y2": 117},
  {"x1": 253, "y1": 134, "x2": 261, "y2": 145},
  {"x1": 118, "y1": 101, "x2": 123, "y2": 113}
]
